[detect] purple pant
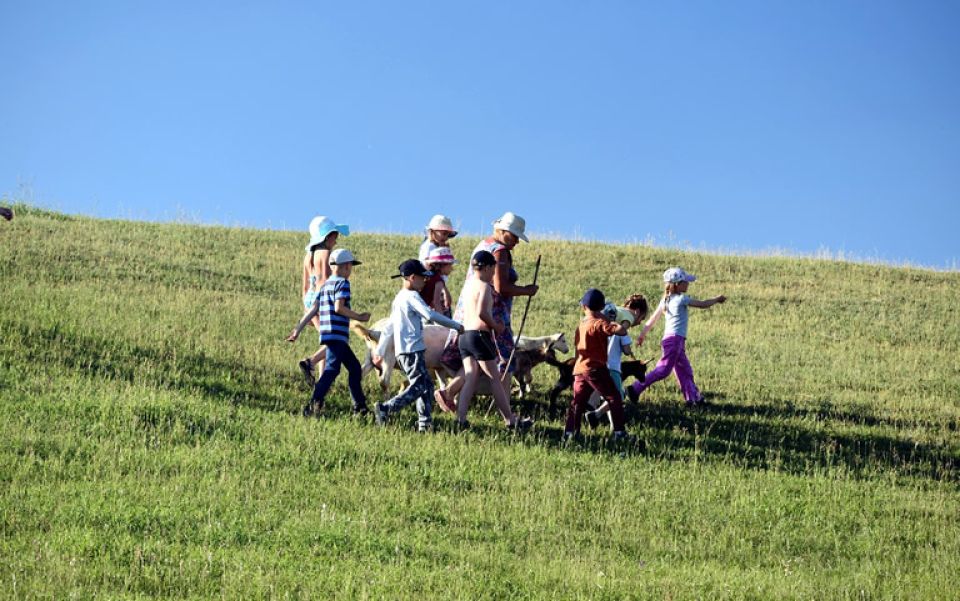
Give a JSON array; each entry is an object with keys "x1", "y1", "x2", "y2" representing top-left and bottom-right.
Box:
[{"x1": 629, "y1": 335, "x2": 700, "y2": 402}]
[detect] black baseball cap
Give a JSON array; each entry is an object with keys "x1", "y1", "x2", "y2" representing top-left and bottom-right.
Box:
[
  {"x1": 580, "y1": 288, "x2": 605, "y2": 311},
  {"x1": 471, "y1": 250, "x2": 496, "y2": 267},
  {"x1": 392, "y1": 259, "x2": 432, "y2": 278}
]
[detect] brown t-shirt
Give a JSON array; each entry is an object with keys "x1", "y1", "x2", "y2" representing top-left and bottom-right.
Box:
[{"x1": 573, "y1": 316, "x2": 622, "y2": 375}]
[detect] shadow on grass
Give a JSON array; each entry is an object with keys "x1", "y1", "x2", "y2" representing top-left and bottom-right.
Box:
[
  {"x1": 526, "y1": 389, "x2": 958, "y2": 483},
  {"x1": 8, "y1": 319, "x2": 298, "y2": 413},
  {"x1": 9, "y1": 317, "x2": 956, "y2": 483}
]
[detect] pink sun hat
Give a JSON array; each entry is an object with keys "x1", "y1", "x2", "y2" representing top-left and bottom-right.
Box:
[{"x1": 426, "y1": 246, "x2": 457, "y2": 264}]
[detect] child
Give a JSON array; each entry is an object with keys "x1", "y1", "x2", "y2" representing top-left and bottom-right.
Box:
[
  {"x1": 287, "y1": 248, "x2": 371, "y2": 417},
  {"x1": 564, "y1": 288, "x2": 632, "y2": 441},
  {"x1": 376, "y1": 218, "x2": 457, "y2": 364},
  {"x1": 420, "y1": 246, "x2": 456, "y2": 317},
  {"x1": 374, "y1": 260, "x2": 463, "y2": 432},
  {"x1": 585, "y1": 295, "x2": 649, "y2": 429},
  {"x1": 455, "y1": 250, "x2": 533, "y2": 431},
  {"x1": 298, "y1": 216, "x2": 349, "y2": 385},
  {"x1": 418, "y1": 214, "x2": 458, "y2": 263},
  {"x1": 627, "y1": 267, "x2": 726, "y2": 407}
]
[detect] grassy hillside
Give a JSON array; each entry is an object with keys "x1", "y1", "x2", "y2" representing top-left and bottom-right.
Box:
[{"x1": 1, "y1": 206, "x2": 958, "y2": 599}]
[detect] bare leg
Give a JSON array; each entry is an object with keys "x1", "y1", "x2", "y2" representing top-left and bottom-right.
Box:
[
  {"x1": 457, "y1": 359, "x2": 480, "y2": 424},
  {"x1": 478, "y1": 359, "x2": 516, "y2": 426},
  {"x1": 310, "y1": 347, "x2": 326, "y2": 372},
  {"x1": 437, "y1": 368, "x2": 465, "y2": 411}
]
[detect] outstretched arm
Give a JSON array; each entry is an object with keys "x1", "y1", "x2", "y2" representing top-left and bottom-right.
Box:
[
  {"x1": 688, "y1": 295, "x2": 727, "y2": 309},
  {"x1": 411, "y1": 294, "x2": 463, "y2": 333}
]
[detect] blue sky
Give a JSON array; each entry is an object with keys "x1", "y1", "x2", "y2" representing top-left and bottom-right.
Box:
[{"x1": 3, "y1": 1, "x2": 958, "y2": 269}]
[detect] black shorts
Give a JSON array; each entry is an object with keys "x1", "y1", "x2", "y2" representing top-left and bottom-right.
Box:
[{"x1": 458, "y1": 330, "x2": 498, "y2": 361}]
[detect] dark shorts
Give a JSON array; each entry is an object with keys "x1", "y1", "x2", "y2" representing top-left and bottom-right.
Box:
[{"x1": 458, "y1": 330, "x2": 498, "y2": 361}]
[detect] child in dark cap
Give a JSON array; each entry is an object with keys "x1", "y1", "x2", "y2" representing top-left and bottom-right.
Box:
[
  {"x1": 564, "y1": 288, "x2": 632, "y2": 442},
  {"x1": 454, "y1": 250, "x2": 533, "y2": 431},
  {"x1": 374, "y1": 260, "x2": 463, "y2": 432}
]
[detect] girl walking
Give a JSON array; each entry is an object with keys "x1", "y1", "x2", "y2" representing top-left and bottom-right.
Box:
[
  {"x1": 627, "y1": 267, "x2": 726, "y2": 407},
  {"x1": 298, "y1": 216, "x2": 350, "y2": 385},
  {"x1": 418, "y1": 214, "x2": 458, "y2": 263}
]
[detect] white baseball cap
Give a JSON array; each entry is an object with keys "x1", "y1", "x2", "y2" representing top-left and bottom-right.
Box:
[
  {"x1": 663, "y1": 267, "x2": 696, "y2": 284},
  {"x1": 329, "y1": 248, "x2": 362, "y2": 265},
  {"x1": 492, "y1": 211, "x2": 529, "y2": 242}
]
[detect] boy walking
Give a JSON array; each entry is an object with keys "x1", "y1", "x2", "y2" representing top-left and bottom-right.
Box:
[
  {"x1": 287, "y1": 249, "x2": 371, "y2": 417},
  {"x1": 564, "y1": 288, "x2": 632, "y2": 441},
  {"x1": 454, "y1": 250, "x2": 533, "y2": 431},
  {"x1": 374, "y1": 260, "x2": 463, "y2": 431}
]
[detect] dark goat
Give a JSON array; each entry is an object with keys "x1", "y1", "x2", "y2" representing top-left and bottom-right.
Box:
[{"x1": 547, "y1": 355, "x2": 649, "y2": 411}]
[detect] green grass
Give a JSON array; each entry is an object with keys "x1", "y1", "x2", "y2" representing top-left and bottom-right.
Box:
[{"x1": 1, "y1": 205, "x2": 957, "y2": 599}]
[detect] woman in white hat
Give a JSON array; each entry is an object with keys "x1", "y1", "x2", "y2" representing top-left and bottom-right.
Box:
[
  {"x1": 298, "y1": 216, "x2": 350, "y2": 385},
  {"x1": 435, "y1": 211, "x2": 539, "y2": 412},
  {"x1": 418, "y1": 214, "x2": 458, "y2": 264}
]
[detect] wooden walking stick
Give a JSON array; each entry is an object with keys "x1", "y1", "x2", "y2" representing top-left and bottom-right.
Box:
[{"x1": 486, "y1": 254, "x2": 541, "y2": 415}]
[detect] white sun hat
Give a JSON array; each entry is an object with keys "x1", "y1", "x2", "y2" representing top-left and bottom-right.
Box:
[
  {"x1": 306, "y1": 216, "x2": 350, "y2": 251},
  {"x1": 663, "y1": 267, "x2": 696, "y2": 284},
  {"x1": 425, "y1": 214, "x2": 458, "y2": 237},
  {"x1": 329, "y1": 248, "x2": 362, "y2": 265},
  {"x1": 492, "y1": 211, "x2": 529, "y2": 242}
]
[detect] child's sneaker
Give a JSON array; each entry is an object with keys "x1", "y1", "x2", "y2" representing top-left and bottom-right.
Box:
[
  {"x1": 507, "y1": 417, "x2": 534, "y2": 432},
  {"x1": 417, "y1": 423, "x2": 433, "y2": 433},
  {"x1": 612, "y1": 430, "x2": 636, "y2": 444},
  {"x1": 585, "y1": 410, "x2": 600, "y2": 429},
  {"x1": 298, "y1": 359, "x2": 315, "y2": 386},
  {"x1": 374, "y1": 402, "x2": 387, "y2": 426},
  {"x1": 302, "y1": 399, "x2": 322, "y2": 417},
  {"x1": 353, "y1": 404, "x2": 369, "y2": 418},
  {"x1": 561, "y1": 431, "x2": 579, "y2": 446}
]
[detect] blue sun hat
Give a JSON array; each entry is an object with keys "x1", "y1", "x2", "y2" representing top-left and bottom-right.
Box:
[{"x1": 306, "y1": 216, "x2": 350, "y2": 251}]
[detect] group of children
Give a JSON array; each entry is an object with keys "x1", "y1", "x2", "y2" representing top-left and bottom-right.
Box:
[{"x1": 287, "y1": 213, "x2": 727, "y2": 439}]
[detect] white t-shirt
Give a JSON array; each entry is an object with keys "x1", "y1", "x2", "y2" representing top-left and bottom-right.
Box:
[
  {"x1": 390, "y1": 289, "x2": 461, "y2": 355},
  {"x1": 418, "y1": 239, "x2": 436, "y2": 264},
  {"x1": 606, "y1": 334, "x2": 631, "y2": 372},
  {"x1": 661, "y1": 293, "x2": 692, "y2": 338}
]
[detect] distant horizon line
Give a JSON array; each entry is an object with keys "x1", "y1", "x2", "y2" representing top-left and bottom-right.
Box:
[{"x1": 6, "y1": 201, "x2": 959, "y2": 274}]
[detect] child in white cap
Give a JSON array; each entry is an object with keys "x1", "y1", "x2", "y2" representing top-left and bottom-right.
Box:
[
  {"x1": 626, "y1": 268, "x2": 726, "y2": 407},
  {"x1": 288, "y1": 248, "x2": 371, "y2": 417},
  {"x1": 418, "y1": 214, "x2": 458, "y2": 263},
  {"x1": 298, "y1": 216, "x2": 350, "y2": 385}
]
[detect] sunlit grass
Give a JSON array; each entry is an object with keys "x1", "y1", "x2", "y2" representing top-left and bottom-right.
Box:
[{"x1": 1, "y1": 205, "x2": 957, "y2": 599}]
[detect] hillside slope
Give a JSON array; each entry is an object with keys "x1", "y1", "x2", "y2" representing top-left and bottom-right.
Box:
[{"x1": 1, "y1": 207, "x2": 958, "y2": 599}]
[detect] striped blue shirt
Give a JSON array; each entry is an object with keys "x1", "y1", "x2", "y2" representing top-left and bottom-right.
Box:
[{"x1": 317, "y1": 276, "x2": 352, "y2": 343}]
